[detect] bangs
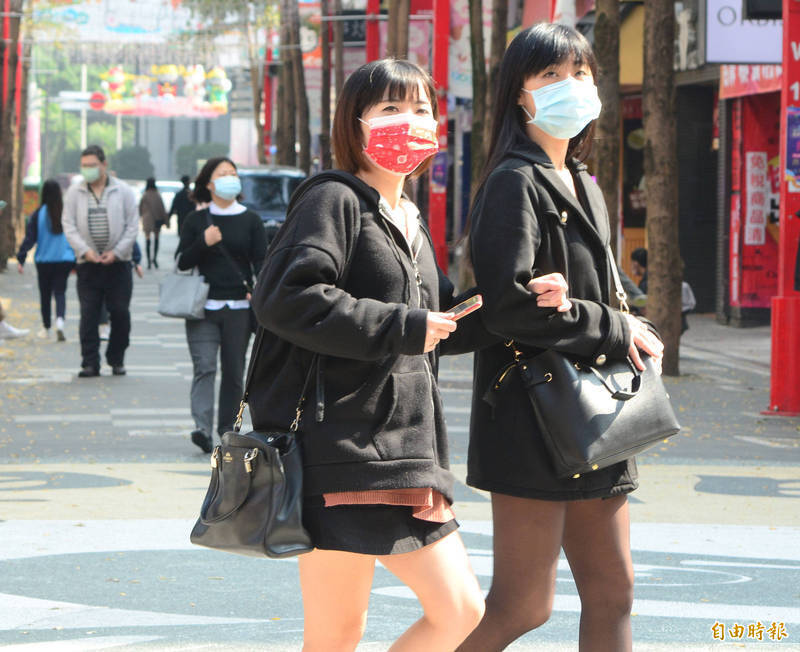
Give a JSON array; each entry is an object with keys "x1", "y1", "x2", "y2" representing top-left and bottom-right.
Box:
[
  {"x1": 522, "y1": 23, "x2": 596, "y2": 76},
  {"x1": 358, "y1": 60, "x2": 434, "y2": 113}
]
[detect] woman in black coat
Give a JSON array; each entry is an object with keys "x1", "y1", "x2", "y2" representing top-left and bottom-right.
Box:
[{"x1": 459, "y1": 24, "x2": 664, "y2": 651}]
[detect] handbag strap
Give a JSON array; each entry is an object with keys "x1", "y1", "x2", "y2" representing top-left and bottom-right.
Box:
[
  {"x1": 205, "y1": 209, "x2": 253, "y2": 293},
  {"x1": 605, "y1": 245, "x2": 630, "y2": 314}
]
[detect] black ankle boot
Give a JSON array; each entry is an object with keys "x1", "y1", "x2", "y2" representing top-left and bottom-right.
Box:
[
  {"x1": 153, "y1": 237, "x2": 159, "y2": 268},
  {"x1": 145, "y1": 239, "x2": 152, "y2": 269}
]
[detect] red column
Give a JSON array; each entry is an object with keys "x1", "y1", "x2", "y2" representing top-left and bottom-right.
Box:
[
  {"x1": 366, "y1": 0, "x2": 380, "y2": 62},
  {"x1": 769, "y1": 0, "x2": 800, "y2": 414},
  {"x1": 429, "y1": 0, "x2": 449, "y2": 271}
]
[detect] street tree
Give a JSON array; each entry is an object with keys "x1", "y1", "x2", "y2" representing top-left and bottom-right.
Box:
[
  {"x1": 0, "y1": 0, "x2": 23, "y2": 269},
  {"x1": 386, "y1": 0, "x2": 410, "y2": 59},
  {"x1": 594, "y1": 0, "x2": 621, "y2": 256},
  {"x1": 287, "y1": 0, "x2": 311, "y2": 173},
  {"x1": 643, "y1": 0, "x2": 682, "y2": 374},
  {"x1": 469, "y1": 0, "x2": 487, "y2": 189},
  {"x1": 181, "y1": 0, "x2": 276, "y2": 165},
  {"x1": 484, "y1": 0, "x2": 508, "y2": 148}
]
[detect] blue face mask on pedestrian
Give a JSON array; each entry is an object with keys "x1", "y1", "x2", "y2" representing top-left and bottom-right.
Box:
[
  {"x1": 212, "y1": 175, "x2": 241, "y2": 200},
  {"x1": 521, "y1": 76, "x2": 602, "y2": 140}
]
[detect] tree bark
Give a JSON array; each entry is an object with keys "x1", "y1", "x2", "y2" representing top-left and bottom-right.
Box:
[
  {"x1": 320, "y1": 0, "x2": 332, "y2": 169},
  {"x1": 594, "y1": 0, "x2": 621, "y2": 257},
  {"x1": 484, "y1": 0, "x2": 507, "y2": 147},
  {"x1": 643, "y1": 0, "x2": 682, "y2": 375},
  {"x1": 0, "y1": 0, "x2": 22, "y2": 269},
  {"x1": 277, "y1": 0, "x2": 296, "y2": 166},
  {"x1": 289, "y1": 0, "x2": 311, "y2": 173},
  {"x1": 386, "y1": 0, "x2": 410, "y2": 59},
  {"x1": 468, "y1": 0, "x2": 487, "y2": 189},
  {"x1": 14, "y1": 38, "x2": 31, "y2": 234},
  {"x1": 333, "y1": 0, "x2": 344, "y2": 98},
  {"x1": 247, "y1": 22, "x2": 267, "y2": 165}
]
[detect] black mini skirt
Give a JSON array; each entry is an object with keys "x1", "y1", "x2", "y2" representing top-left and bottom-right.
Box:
[{"x1": 302, "y1": 497, "x2": 459, "y2": 556}]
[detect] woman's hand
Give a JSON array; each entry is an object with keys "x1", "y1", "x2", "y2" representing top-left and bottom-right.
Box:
[
  {"x1": 17, "y1": 262, "x2": 23, "y2": 274},
  {"x1": 424, "y1": 311, "x2": 457, "y2": 352},
  {"x1": 527, "y1": 273, "x2": 572, "y2": 312},
  {"x1": 204, "y1": 225, "x2": 222, "y2": 246},
  {"x1": 625, "y1": 313, "x2": 664, "y2": 372}
]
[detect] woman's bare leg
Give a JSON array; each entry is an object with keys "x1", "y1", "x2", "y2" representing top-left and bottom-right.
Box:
[
  {"x1": 380, "y1": 530, "x2": 485, "y2": 651},
  {"x1": 457, "y1": 494, "x2": 567, "y2": 651},
  {"x1": 562, "y1": 495, "x2": 634, "y2": 652},
  {"x1": 298, "y1": 548, "x2": 376, "y2": 652}
]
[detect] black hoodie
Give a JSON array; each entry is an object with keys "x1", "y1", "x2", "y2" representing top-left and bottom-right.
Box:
[{"x1": 249, "y1": 171, "x2": 496, "y2": 503}]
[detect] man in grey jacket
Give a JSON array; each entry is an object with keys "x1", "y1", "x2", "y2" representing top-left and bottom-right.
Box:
[{"x1": 63, "y1": 144, "x2": 138, "y2": 377}]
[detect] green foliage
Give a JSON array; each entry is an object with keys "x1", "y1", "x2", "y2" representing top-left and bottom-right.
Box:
[
  {"x1": 110, "y1": 146, "x2": 155, "y2": 180},
  {"x1": 175, "y1": 142, "x2": 229, "y2": 178}
]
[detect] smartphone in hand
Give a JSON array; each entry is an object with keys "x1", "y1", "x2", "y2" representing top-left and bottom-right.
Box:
[{"x1": 448, "y1": 294, "x2": 483, "y2": 321}]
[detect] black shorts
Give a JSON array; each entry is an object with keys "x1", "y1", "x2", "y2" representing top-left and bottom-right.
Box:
[{"x1": 302, "y1": 497, "x2": 459, "y2": 556}]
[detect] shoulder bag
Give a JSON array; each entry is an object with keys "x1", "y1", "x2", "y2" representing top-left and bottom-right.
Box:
[
  {"x1": 157, "y1": 254, "x2": 209, "y2": 320},
  {"x1": 498, "y1": 246, "x2": 681, "y2": 479},
  {"x1": 189, "y1": 335, "x2": 316, "y2": 558}
]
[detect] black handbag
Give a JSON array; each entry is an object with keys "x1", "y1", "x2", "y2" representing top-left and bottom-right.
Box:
[
  {"x1": 502, "y1": 247, "x2": 680, "y2": 479},
  {"x1": 189, "y1": 328, "x2": 316, "y2": 558}
]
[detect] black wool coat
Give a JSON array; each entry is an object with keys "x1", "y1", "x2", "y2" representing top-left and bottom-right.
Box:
[
  {"x1": 468, "y1": 141, "x2": 638, "y2": 500},
  {"x1": 249, "y1": 171, "x2": 496, "y2": 503}
]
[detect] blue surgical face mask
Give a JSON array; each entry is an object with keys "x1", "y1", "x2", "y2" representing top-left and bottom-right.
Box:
[
  {"x1": 521, "y1": 76, "x2": 602, "y2": 140},
  {"x1": 212, "y1": 175, "x2": 241, "y2": 200}
]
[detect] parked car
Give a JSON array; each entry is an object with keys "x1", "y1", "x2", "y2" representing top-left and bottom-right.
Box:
[{"x1": 237, "y1": 166, "x2": 307, "y2": 246}]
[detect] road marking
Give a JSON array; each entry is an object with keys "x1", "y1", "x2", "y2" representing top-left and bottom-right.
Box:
[
  {"x1": 1, "y1": 636, "x2": 163, "y2": 651},
  {"x1": 734, "y1": 435, "x2": 799, "y2": 449},
  {"x1": 682, "y1": 560, "x2": 800, "y2": 570}
]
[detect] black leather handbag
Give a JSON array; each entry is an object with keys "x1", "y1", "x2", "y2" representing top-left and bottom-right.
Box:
[
  {"x1": 504, "y1": 247, "x2": 680, "y2": 479},
  {"x1": 189, "y1": 328, "x2": 315, "y2": 558}
]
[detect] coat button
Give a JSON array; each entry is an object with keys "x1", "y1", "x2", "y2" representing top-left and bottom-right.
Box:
[
  {"x1": 595, "y1": 354, "x2": 607, "y2": 366},
  {"x1": 560, "y1": 210, "x2": 568, "y2": 224}
]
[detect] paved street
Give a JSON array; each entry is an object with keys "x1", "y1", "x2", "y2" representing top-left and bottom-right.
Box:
[{"x1": 1, "y1": 230, "x2": 799, "y2": 651}]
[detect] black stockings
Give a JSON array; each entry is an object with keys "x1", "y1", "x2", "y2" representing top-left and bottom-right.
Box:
[{"x1": 458, "y1": 493, "x2": 634, "y2": 652}]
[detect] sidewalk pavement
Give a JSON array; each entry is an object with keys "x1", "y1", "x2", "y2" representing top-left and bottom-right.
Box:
[{"x1": 0, "y1": 233, "x2": 799, "y2": 650}]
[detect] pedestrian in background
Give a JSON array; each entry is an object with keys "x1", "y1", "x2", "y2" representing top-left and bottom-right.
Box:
[
  {"x1": 177, "y1": 157, "x2": 267, "y2": 454},
  {"x1": 630, "y1": 247, "x2": 696, "y2": 333},
  {"x1": 63, "y1": 144, "x2": 138, "y2": 377},
  {"x1": 139, "y1": 177, "x2": 167, "y2": 269},
  {"x1": 0, "y1": 299, "x2": 29, "y2": 342},
  {"x1": 249, "y1": 58, "x2": 494, "y2": 651},
  {"x1": 16, "y1": 179, "x2": 76, "y2": 341},
  {"x1": 460, "y1": 24, "x2": 663, "y2": 651},
  {"x1": 169, "y1": 175, "x2": 195, "y2": 235}
]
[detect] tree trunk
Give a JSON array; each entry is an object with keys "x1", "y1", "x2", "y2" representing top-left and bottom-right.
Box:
[
  {"x1": 594, "y1": 0, "x2": 621, "y2": 257},
  {"x1": 333, "y1": 0, "x2": 344, "y2": 98},
  {"x1": 247, "y1": 22, "x2": 267, "y2": 165},
  {"x1": 277, "y1": 0, "x2": 296, "y2": 166},
  {"x1": 468, "y1": 0, "x2": 487, "y2": 189},
  {"x1": 643, "y1": 0, "x2": 682, "y2": 375},
  {"x1": 386, "y1": 0, "x2": 410, "y2": 59},
  {"x1": 320, "y1": 0, "x2": 332, "y2": 169},
  {"x1": 0, "y1": 0, "x2": 22, "y2": 269},
  {"x1": 484, "y1": 0, "x2": 507, "y2": 147},
  {"x1": 14, "y1": 38, "x2": 31, "y2": 235},
  {"x1": 387, "y1": 0, "x2": 398, "y2": 58},
  {"x1": 289, "y1": 0, "x2": 311, "y2": 173}
]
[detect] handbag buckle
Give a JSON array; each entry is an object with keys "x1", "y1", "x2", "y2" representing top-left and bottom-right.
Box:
[
  {"x1": 233, "y1": 401, "x2": 246, "y2": 432},
  {"x1": 243, "y1": 448, "x2": 258, "y2": 473}
]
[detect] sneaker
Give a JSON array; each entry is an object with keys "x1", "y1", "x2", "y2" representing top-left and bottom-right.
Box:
[
  {"x1": 191, "y1": 429, "x2": 213, "y2": 454},
  {"x1": 99, "y1": 324, "x2": 110, "y2": 341},
  {"x1": 0, "y1": 321, "x2": 29, "y2": 339},
  {"x1": 37, "y1": 328, "x2": 51, "y2": 339},
  {"x1": 78, "y1": 366, "x2": 100, "y2": 378}
]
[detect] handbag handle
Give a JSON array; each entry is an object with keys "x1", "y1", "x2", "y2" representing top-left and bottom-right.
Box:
[
  {"x1": 578, "y1": 359, "x2": 642, "y2": 400},
  {"x1": 605, "y1": 245, "x2": 630, "y2": 315}
]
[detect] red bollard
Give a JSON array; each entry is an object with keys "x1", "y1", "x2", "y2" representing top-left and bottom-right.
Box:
[{"x1": 768, "y1": 296, "x2": 800, "y2": 415}]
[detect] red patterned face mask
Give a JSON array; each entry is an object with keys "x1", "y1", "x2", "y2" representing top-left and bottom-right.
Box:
[{"x1": 360, "y1": 113, "x2": 439, "y2": 175}]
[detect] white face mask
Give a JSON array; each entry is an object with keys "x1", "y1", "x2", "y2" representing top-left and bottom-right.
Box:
[{"x1": 521, "y1": 76, "x2": 602, "y2": 139}]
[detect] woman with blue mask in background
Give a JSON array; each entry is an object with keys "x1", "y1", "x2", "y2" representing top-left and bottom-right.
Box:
[
  {"x1": 176, "y1": 157, "x2": 267, "y2": 454},
  {"x1": 458, "y1": 24, "x2": 663, "y2": 651}
]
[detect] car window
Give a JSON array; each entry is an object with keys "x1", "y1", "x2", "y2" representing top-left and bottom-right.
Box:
[
  {"x1": 287, "y1": 176, "x2": 303, "y2": 203},
  {"x1": 241, "y1": 175, "x2": 287, "y2": 211}
]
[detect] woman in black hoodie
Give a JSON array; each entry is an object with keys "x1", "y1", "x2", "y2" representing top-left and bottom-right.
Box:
[{"x1": 250, "y1": 59, "x2": 569, "y2": 651}]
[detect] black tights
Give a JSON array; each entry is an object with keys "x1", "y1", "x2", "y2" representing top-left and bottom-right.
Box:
[{"x1": 458, "y1": 493, "x2": 634, "y2": 652}]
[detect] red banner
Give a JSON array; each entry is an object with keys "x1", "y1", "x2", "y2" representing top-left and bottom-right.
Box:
[{"x1": 720, "y1": 64, "x2": 782, "y2": 100}]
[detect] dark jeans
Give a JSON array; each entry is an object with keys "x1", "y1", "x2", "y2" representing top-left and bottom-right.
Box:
[
  {"x1": 76, "y1": 262, "x2": 132, "y2": 369},
  {"x1": 185, "y1": 307, "x2": 251, "y2": 438},
  {"x1": 35, "y1": 262, "x2": 74, "y2": 329}
]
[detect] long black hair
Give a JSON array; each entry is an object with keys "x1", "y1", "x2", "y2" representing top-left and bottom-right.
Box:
[
  {"x1": 41, "y1": 178, "x2": 63, "y2": 234},
  {"x1": 474, "y1": 23, "x2": 598, "y2": 204},
  {"x1": 192, "y1": 157, "x2": 237, "y2": 204}
]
